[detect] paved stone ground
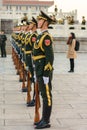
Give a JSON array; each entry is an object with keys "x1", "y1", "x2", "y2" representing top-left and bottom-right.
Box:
[{"x1": 0, "y1": 53, "x2": 87, "y2": 130}]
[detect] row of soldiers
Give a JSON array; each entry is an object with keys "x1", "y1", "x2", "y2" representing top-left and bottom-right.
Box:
[{"x1": 11, "y1": 11, "x2": 55, "y2": 129}]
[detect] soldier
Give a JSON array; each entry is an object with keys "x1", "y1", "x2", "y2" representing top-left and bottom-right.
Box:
[
  {"x1": 21, "y1": 22, "x2": 30, "y2": 90},
  {"x1": 33, "y1": 11, "x2": 55, "y2": 129},
  {"x1": 24, "y1": 17, "x2": 38, "y2": 106},
  {"x1": 81, "y1": 16, "x2": 86, "y2": 25},
  {"x1": 0, "y1": 31, "x2": 7, "y2": 57}
]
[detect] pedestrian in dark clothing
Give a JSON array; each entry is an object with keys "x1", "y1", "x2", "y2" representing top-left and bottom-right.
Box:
[{"x1": 0, "y1": 31, "x2": 7, "y2": 57}]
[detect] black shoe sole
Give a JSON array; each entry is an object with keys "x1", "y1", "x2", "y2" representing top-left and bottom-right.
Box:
[
  {"x1": 27, "y1": 103, "x2": 35, "y2": 107},
  {"x1": 19, "y1": 79, "x2": 23, "y2": 82},
  {"x1": 68, "y1": 70, "x2": 74, "y2": 72},
  {"x1": 34, "y1": 120, "x2": 50, "y2": 126},
  {"x1": 27, "y1": 104, "x2": 35, "y2": 107},
  {"x1": 34, "y1": 124, "x2": 51, "y2": 129},
  {"x1": 22, "y1": 88, "x2": 28, "y2": 92}
]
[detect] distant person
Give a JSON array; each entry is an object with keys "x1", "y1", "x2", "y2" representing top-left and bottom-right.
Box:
[
  {"x1": 66, "y1": 32, "x2": 77, "y2": 72},
  {"x1": 81, "y1": 16, "x2": 86, "y2": 25},
  {"x1": 70, "y1": 16, "x2": 74, "y2": 24},
  {"x1": 0, "y1": 31, "x2": 2, "y2": 47},
  {"x1": 67, "y1": 16, "x2": 74, "y2": 25},
  {"x1": 0, "y1": 31, "x2": 7, "y2": 57},
  {"x1": 54, "y1": 5, "x2": 58, "y2": 15}
]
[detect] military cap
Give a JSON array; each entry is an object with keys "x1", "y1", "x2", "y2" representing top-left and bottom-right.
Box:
[
  {"x1": 21, "y1": 15, "x2": 28, "y2": 25},
  {"x1": 26, "y1": 21, "x2": 30, "y2": 25},
  {"x1": 82, "y1": 16, "x2": 85, "y2": 18},
  {"x1": 29, "y1": 17, "x2": 37, "y2": 27},
  {"x1": 37, "y1": 10, "x2": 56, "y2": 24}
]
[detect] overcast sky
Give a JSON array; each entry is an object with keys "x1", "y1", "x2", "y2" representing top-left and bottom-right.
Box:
[{"x1": 48, "y1": 0, "x2": 87, "y2": 22}]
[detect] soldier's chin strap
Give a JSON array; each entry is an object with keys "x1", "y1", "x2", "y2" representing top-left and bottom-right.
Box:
[
  {"x1": 41, "y1": 20, "x2": 47, "y2": 29},
  {"x1": 31, "y1": 24, "x2": 35, "y2": 31}
]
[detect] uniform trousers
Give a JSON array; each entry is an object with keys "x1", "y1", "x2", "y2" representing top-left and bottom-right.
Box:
[{"x1": 37, "y1": 75, "x2": 52, "y2": 123}]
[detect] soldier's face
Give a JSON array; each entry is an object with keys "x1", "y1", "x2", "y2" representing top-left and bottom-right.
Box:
[
  {"x1": 29, "y1": 23, "x2": 34, "y2": 30},
  {"x1": 38, "y1": 19, "x2": 45, "y2": 28},
  {"x1": 27, "y1": 26, "x2": 30, "y2": 31},
  {"x1": 22, "y1": 26, "x2": 27, "y2": 31},
  {"x1": 21, "y1": 26, "x2": 25, "y2": 31}
]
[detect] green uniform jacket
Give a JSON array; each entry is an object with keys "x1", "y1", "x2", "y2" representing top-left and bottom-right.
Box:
[
  {"x1": 24, "y1": 31, "x2": 38, "y2": 80},
  {"x1": 33, "y1": 30, "x2": 54, "y2": 77}
]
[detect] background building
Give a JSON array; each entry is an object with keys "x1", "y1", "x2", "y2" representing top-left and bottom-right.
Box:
[{"x1": 0, "y1": 0, "x2": 54, "y2": 33}]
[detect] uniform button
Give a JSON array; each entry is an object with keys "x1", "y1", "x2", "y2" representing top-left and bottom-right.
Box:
[{"x1": 39, "y1": 60, "x2": 41, "y2": 62}]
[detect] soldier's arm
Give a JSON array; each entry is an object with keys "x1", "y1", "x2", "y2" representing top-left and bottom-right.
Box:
[
  {"x1": 30, "y1": 33, "x2": 38, "y2": 49},
  {"x1": 42, "y1": 35, "x2": 54, "y2": 77}
]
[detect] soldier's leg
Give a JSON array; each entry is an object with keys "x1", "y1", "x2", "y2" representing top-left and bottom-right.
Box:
[
  {"x1": 35, "y1": 76, "x2": 52, "y2": 128},
  {"x1": 26, "y1": 54, "x2": 35, "y2": 106},
  {"x1": 3, "y1": 43, "x2": 6, "y2": 57},
  {"x1": 1, "y1": 44, "x2": 3, "y2": 57}
]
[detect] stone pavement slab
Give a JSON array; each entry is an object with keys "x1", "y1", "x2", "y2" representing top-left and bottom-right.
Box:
[{"x1": 0, "y1": 53, "x2": 87, "y2": 130}]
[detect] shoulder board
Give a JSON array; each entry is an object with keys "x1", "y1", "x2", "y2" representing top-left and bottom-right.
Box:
[
  {"x1": 39, "y1": 32, "x2": 53, "y2": 51},
  {"x1": 29, "y1": 33, "x2": 38, "y2": 45}
]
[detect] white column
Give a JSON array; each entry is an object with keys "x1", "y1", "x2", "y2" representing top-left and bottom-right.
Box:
[{"x1": 27, "y1": 6, "x2": 32, "y2": 19}]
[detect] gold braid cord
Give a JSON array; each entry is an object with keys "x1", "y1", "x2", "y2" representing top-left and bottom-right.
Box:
[{"x1": 44, "y1": 62, "x2": 52, "y2": 71}]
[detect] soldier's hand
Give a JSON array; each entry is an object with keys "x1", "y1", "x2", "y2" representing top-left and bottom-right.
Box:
[{"x1": 43, "y1": 76, "x2": 49, "y2": 85}]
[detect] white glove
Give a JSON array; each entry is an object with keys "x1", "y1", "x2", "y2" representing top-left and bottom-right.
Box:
[
  {"x1": 33, "y1": 64, "x2": 35, "y2": 68},
  {"x1": 34, "y1": 75, "x2": 37, "y2": 82},
  {"x1": 25, "y1": 66, "x2": 28, "y2": 71},
  {"x1": 43, "y1": 76, "x2": 49, "y2": 85}
]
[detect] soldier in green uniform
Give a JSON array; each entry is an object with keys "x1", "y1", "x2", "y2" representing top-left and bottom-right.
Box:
[
  {"x1": 11, "y1": 25, "x2": 21, "y2": 60},
  {"x1": 33, "y1": 11, "x2": 55, "y2": 129},
  {"x1": 20, "y1": 22, "x2": 30, "y2": 92},
  {"x1": 24, "y1": 17, "x2": 38, "y2": 106}
]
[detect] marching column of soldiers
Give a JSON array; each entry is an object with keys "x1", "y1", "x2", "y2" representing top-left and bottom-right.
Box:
[{"x1": 11, "y1": 11, "x2": 56, "y2": 129}]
